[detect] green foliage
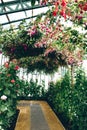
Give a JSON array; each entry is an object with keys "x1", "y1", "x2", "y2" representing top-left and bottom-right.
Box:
[
  {"x1": 17, "y1": 79, "x2": 46, "y2": 100},
  {"x1": 0, "y1": 61, "x2": 19, "y2": 130},
  {"x1": 19, "y1": 55, "x2": 59, "y2": 74},
  {"x1": 46, "y1": 69, "x2": 87, "y2": 130},
  {"x1": 0, "y1": 60, "x2": 46, "y2": 129},
  {"x1": 28, "y1": 80, "x2": 45, "y2": 99},
  {"x1": 72, "y1": 69, "x2": 87, "y2": 130}
]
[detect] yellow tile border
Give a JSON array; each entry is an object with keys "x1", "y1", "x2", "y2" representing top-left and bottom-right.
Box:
[{"x1": 15, "y1": 105, "x2": 31, "y2": 130}]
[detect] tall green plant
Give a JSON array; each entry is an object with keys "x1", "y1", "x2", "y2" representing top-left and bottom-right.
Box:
[
  {"x1": 72, "y1": 69, "x2": 87, "y2": 130},
  {"x1": 46, "y1": 68, "x2": 87, "y2": 130}
]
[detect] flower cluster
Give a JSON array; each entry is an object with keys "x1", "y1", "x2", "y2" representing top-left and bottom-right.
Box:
[
  {"x1": 52, "y1": 0, "x2": 67, "y2": 19},
  {"x1": 51, "y1": 0, "x2": 87, "y2": 28},
  {"x1": 27, "y1": 26, "x2": 38, "y2": 37},
  {"x1": 78, "y1": 2, "x2": 87, "y2": 11}
]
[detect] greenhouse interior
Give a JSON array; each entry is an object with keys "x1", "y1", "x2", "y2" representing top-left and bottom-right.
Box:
[{"x1": 0, "y1": 0, "x2": 87, "y2": 130}]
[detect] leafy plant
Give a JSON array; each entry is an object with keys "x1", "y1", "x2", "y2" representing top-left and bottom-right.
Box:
[
  {"x1": 17, "y1": 79, "x2": 46, "y2": 100},
  {"x1": 0, "y1": 61, "x2": 19, "y2": 130},
  {"x1": 46, "y1": 68, "x2": 87, "y2": 130}
]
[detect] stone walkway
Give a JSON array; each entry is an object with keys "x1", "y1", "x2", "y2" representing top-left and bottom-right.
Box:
[{"x1": 15, "y1": 101, "x2": 65, "y2": 130}]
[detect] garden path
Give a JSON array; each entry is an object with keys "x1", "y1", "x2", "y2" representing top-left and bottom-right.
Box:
[{"x1": 15, "y1": 101, "x2": 65, "y2": 130}]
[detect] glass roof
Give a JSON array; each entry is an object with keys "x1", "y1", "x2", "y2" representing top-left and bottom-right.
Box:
[{"x1": 0, "y1": 0, "x2": 51, "y2": 29}]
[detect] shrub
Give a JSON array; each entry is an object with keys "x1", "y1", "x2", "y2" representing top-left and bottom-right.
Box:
[{"x1": 17, "y1": 79, "x2": 46, "y2": 100}]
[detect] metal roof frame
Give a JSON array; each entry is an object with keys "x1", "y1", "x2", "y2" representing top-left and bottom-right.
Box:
[{"x1": 0, "y1": 0, "x2": 52, "y2": 29}]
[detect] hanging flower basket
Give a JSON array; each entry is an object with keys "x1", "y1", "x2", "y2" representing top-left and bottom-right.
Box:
[
  {"x1": 18, "y1": 49, "x2": 67, "y2": 74},
  {"x1": 0, "y1": 0, "x2": 87, "y2": 74},
  {"x1": 5, "y1": 44, "x2": 46, "y2": 59},
  {"x1": 1, "y1": 23, "x2": 43, "y2": 59}
]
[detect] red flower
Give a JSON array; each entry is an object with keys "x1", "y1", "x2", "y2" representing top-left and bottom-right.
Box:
[
  {"x1": 61, "y1": 0, "x2": 67, "y2": 7},
  {"x1": 11, "y1": 79, "x2": 15, "y2": 83},
  {"x1": 79, "y1": 3, "x2": 87, "y2": 11},
  {"x1": 83, "y1": 4, "x2": 87, "y2": 11},
  {"x1": 78, "y1": 3, "x2": 83, "y2": 9},
  {"x1": 14, "y1": 65, "x2": 19, "y2": 70},
  {"x1": 60, "y1": 10, "x2": 66, "y2": 19},
  {"x1": 52, "y1": 10, "x2": 57, "y2": 16},
  {"x1": 55, "y1": 1, "x2": 59, "y2": 6}
]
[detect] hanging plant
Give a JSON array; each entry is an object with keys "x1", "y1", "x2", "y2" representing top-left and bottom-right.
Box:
[
  {"x1": 0, "y1": 22, "x2": 43, "y2": 59},
  {"x1": 0, "y1": 0, "x2": 87, "y2": 74}
]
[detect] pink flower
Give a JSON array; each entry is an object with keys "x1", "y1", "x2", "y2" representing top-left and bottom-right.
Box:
[
  {"x1": 44, "y1": 48, "x2": 56, "y2": 56},
  {"x1": 11, "y1": 79, "x2": 15, "y2": 83},
  {"x1": 4, "y1": 62, "x2": 9, "y2": 68},
  {"x1": 68, "y1": 57, "x2": 75, "y2": 65},
  {"x1": 40, "y1": 0, "x2": 47, "y2": 5},
  {"x1": 0, "y1": 50, "x2": 2, "y2": 54}
]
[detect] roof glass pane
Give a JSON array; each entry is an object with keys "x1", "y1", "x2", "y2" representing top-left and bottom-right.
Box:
[
  {"x1": 5, "y1": 5, "x2": 21, "y2": 12},
  {"x1": 11, "y1": 21, "x2": 22, "y2": 29},
  {"x1": 0, "y1": 15, "x2": 8, "y2": 24},
  {"x1": 26, "y1": 18, "x2": 36, "y2": 24},
  {"x1": 2, "y1": 24, "x2": 11, "y2": 29},
  {"x1": 33, "y1": 7, "x2": 49, "y2": 16},
  {"x1": 26, "y1": 10, "x2": 34, "y2": 17},
  {"x1": 8, "y1": 11, "x2": 26, "y2": 21},
  {"x1": 3, "y1": 21, "x2": 21, "y2": 29}
]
